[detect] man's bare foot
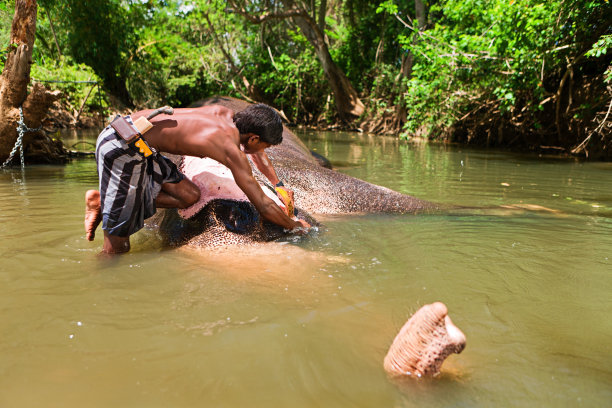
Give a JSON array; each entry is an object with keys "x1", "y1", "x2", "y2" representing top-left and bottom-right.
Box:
[{"x1": 85, "y1": 190, "x2": 102, "y2": 241}]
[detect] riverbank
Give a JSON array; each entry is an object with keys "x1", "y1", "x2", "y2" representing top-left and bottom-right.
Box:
[{"x1": 43, "y1": 84, "x2": 610, "y2": 163}]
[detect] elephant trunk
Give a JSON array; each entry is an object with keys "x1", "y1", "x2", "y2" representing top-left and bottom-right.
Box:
[{"x1": 384, "y1": 302, "x2": 466, "y2": 378}]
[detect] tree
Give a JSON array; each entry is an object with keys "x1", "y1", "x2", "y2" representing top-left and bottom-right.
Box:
[
  {"x1": 38, "y1": 0, "x2": 142, "y2": 107},
  {"x1": 383, "y1": 0, "x2": 427, "y2": 131},
  {"x1": 0, "y1": 0, "x2": 63, "y2": 164},
  {"x1": 372, "y1": 0, "x2": 610, "y2": 156},
  {"x1": 228, "y1": 0, "x2": 365, "y2": 122}
]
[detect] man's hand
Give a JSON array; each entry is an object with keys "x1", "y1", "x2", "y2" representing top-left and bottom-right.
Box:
[
  {"x1": 291, "y1": 218, "x2": 311, "y2": 234},
  {"x1": 228, "y1": 149, "x2": 308, "y2": 232}
]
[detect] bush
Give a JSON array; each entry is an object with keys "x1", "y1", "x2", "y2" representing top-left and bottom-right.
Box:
[{"x1": 30, "y1": 58, "x2": 109, "y2": 117}]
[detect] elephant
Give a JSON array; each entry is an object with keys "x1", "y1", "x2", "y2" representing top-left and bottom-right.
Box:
[
  {"x1": 151, "y1": 97, "x2": 463, "y2": 379},
  {"x1": 152, "y1": 96, "x2": 438, "y2": 249}
]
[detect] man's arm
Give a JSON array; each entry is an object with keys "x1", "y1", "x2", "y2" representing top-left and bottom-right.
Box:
[
  {"x1": 249, "y1": 151, "x2": 281, "y2": 186},
  {"x1": 226, "y1": 149, "x2": 309, "y2": 230},
  {"x1": 249, "y1": 150, "x2": 296, "y2": 215}
]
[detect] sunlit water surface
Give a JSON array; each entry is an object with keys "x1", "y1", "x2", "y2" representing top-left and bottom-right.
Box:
[{"x1": 1, "y1": 130, "x2": 610, "y2": 407}]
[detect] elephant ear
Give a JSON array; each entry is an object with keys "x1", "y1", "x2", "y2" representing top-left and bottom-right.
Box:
[{"x1": 215, "y1": 201, "x2": 261, "y2": 234}]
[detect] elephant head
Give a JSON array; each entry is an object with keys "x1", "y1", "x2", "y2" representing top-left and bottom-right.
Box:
[{"x1": 384, "y1": 302, "x2": 466, "y2": 378}]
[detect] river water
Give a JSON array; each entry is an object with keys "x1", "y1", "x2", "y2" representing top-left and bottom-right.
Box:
[{"x1": 1, "y1": 130, "x2": 610, "y2": 407}]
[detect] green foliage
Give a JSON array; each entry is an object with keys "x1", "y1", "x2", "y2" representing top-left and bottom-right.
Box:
[
  {"x1": 376, "y1": 0, "x2": 398, "y2": 15},
  {"x1": 586, "y1": 35, "x2": 612, "y2": 58},
  {"x1": 375, "y1": 0, "x2": 611, "y2": 137},
  {"x1": 0, "y1": 43, "x2": 16, "y2": 70},
  {"x1": 126, "y1": 22, "x2": 208, "y2": 107},
  {"x1": 31, "y1": 57, "x2": 108, "y2": 115},
  {"x1": 14, "y1": 0, "x2": 607, "y2": 140},
  {"x1": 335, "y1": 0, "x2": 406, "y2": 91},
  {"x1": 36, "y1": 0, "x2": 144, "y2": 106},
  {"x1": 587, "y1": 34, "x2": 612, "y2": 83},
  {"x1": 0, "y1": 0, "x2": 13, "y2": 70},
  {"x1": 253, "y1": 46, "x2": 327, "y2": 122}
]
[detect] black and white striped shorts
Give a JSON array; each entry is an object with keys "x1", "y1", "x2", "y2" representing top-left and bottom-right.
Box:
[{"x1": 95, "y1": 117, "x2": 184, "y2": 237}]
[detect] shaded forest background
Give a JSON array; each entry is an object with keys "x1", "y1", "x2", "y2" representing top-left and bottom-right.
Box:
[{"x1": 1, "y1": 0, "x2": 611, "y2": 159}]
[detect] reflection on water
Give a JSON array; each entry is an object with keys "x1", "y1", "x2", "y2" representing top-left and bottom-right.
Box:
[
  {"x1": 57, "y1": 128, "x2": 101, "y2": 148},
  {"x1": 0, "y1": 131, "x2": 611, "y2": 407}
]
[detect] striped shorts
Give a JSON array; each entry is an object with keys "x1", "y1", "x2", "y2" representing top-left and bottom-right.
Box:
[{"x1": 95, "y1": 117, "x2": 184, "y2": 237}]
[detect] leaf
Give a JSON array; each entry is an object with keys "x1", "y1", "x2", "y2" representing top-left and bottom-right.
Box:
[{"x1": 376, "y1": 0, "x2": 398, "y2": 15}]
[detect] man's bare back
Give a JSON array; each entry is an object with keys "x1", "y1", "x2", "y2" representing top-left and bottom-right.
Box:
[{"x1": 133, "y1": 106, "x2": 239, "y2": 163}]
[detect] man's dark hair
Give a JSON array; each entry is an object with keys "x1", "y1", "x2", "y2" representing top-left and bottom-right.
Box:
[{"x1": 233, "y1": 103, "x2": 283, "y2": 145}]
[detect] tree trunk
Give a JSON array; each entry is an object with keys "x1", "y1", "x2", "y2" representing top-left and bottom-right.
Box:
[
  {"x1": 202, "y1": 12, "x2": 262, "y2": 102},
  {"x1": 105, "y1": 77, "x2": 133, "y2": 109},
  {"x1": 393, "y1": 0, "x2": 427, "y2": 130},
  {"x1": 44, "y1": 6, "x2": 62, "y2": 59},
  {"x1": 227, "y1": 0, "x2": 364, "y2": 121},
  {"x1": 0, "y1": 0, "x2": 63, "y2": 164},
  {"x1": 292, "y1": 16, "x2": 365, "y2": 121}
]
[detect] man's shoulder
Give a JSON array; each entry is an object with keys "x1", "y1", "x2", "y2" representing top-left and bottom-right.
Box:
[
  {"x1": 195, "y1": 104, "x2": 234, "y2": 120},
  {"x1": 181, "y1": 110, "x2": 237, "y2": 135},
  {"x1": 219, "y1": 138, "x2": 249, "y2": 168}
]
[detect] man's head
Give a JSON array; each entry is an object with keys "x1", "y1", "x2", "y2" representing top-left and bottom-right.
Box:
[{"x1": 233, "y1": 103, "x2": 283, "y2": 146}]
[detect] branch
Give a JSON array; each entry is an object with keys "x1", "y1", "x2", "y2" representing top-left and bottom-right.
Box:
[
  {"x1": 126, "y1": 40, "x2": 162, "y2": 65},
  {"x1": 395, "y1": 14, "x2": 457, "y2": 52},
  {"x1": 227, "y1": 1, "x2": 310, "y2": 24},
  {"x1": 75, "y1": 77, "x2": 96, "y2": 123},
  {"x1": 267, "y1": 44, "x2": 278, "y2": 70},
  {"x1": 394, "y1": 14, "x2": 513, "y2": 64},
  {"x1": 555, "y1": 53, "x2": 585, "y2": 140},
  {"x1": 571, "y1": 96, "x2": 612, "y2": 156},
  {"x1": 317, "y1": 0, "x2": 327, "y2": 31},
  {"x1": 203, "y1": 12, "x2": 239, "y2": 73},
  {"x1": 43, "y1": 6, "x2": 62, "y2": 60}
]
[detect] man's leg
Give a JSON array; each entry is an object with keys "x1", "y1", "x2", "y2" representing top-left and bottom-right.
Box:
[
  {"x1": 85, "y1": 190, "x2": 102, "y2": 241},
  {"x1": 85, "y1": 190, "x2": 129, "y2": 254},
  {"x1": 155, "y1": 178, "x2": 200, "y2": 209},
  {"x1": 102, "y1": 231, "x2": 130, "y2": 254},
  {"x1": 85, "y1": 178, "x2": 198, "y2": 241},
  {"x1": 98, "y1": 178, "x2": 197, "y2": 254}
]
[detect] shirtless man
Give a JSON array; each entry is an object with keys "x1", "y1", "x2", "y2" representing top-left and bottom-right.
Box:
[{"x1": 84, "y1": 103, "x2": 311, "y2": 254}]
